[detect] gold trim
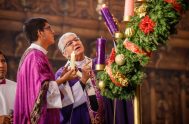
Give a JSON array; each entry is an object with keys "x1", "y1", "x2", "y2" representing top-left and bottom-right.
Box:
[
  {"x1": 134, "y1": 86, "x2": 141, "y2": 124},
  {"x1": 114, "y1": 32, "x2": 124, "y2": 39},
  {"x1": 135, "y1": 0, "x2": 146, "y2": 3},
  {"x1": 123, "y1": 16, "x2": 131, "y2": 22},
  {"x1": 95, "y1": 64, "x2": 105, "y2": 71}
]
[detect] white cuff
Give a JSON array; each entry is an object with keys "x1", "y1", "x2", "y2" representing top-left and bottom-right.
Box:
[
  {"x1": 47, "y1": 81, "x2": 62, "y2": 108},
  {"x1": 59, "y1": 82, "x2": 74, "y2": 107},
  {"x1": 72, "y1": 81, "x2": 86, "y2": 108},
  {"x1": 59, "y1": 81, "x2": 87, "y2": 108}
]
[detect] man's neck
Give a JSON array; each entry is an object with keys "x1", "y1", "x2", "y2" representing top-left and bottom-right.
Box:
[
  {"x1": 75, "y1": 54, "x2": 85, "y2": 61},
  {"x1": 34, "y1": 40, "x2": 48, "y2": 50}
]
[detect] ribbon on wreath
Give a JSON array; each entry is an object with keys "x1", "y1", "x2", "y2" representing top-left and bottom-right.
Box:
[
  {"x1": 105, "y1": 64, "x2": 123, "y2": 87},
  {"x1": 105, "y1": 48, "x2": 128, "y2": 87},
  {"x1": 123, "y1": 39, "x2": 152, "y2": 56}
]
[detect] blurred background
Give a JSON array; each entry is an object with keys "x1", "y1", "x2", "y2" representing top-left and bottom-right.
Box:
[{"x1": 0, "y1": 0, "x2": 189, "y2": 123}]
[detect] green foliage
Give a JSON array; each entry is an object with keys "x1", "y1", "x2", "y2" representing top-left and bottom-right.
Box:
[{"x1": 97, "y1": 0, "x2": 188, "y2": 100}]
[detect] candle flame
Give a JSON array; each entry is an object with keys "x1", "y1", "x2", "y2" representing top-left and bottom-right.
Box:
[{"x1": 102, "y1": 4, "x2": 106, "y2": 8}]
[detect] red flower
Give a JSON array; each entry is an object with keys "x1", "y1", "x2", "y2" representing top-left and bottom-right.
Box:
[
  {"x1": 139, "y1": 16, "x2": 156, "y2": 34},
  {"x1": 164, "y1": 0, "x2": 175, "y2": 3},
  {"x1": 164, "y1": 0, "x2": 182, "y2": 12},
  {"x1": 106, "y1": 48, "x2": 116, "y2": 64},
  {"x1": 173, "y1": 2, "x2": 182, "y2": 12}
]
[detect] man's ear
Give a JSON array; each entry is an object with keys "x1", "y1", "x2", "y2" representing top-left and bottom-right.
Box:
[
  {"x1": 63, "y1": 51, "x2": 70, "y2": 59},
  {"x1": 63, "y1": 51, "x2": 67, "y2": 58},
  {"x1": 37, "y1": 30, "x2": 42, "y2": 38},
  {"x1": 37, "y1": 30, "x2": 45, "y2": 39}
]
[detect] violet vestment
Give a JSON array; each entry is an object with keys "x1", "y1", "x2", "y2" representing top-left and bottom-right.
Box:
[
  {"x1": 55, "y1": 57, "x2": 134, "y2": 124},
  {"x1": 14, "y1": 48, "x2": 60, "y2": 124},
  {"x1": 55, "y1": 57, "x2": 104, "y2": 124}
]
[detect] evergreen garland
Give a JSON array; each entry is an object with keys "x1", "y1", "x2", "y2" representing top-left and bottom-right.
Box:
[{"x1": 97, "y1": 0, "x2": 189, "y2": 100}]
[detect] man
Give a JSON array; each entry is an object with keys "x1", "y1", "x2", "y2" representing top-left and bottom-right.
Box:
[
  {"x1": 14, "y1": 18, "x2": 76, "y2": 124},
  {"x1": 0, "y1": 51, "x2": 16, "y2": 124},
  {"x1": 55, "y1": 32, "x2": 104, "y2": 124}
]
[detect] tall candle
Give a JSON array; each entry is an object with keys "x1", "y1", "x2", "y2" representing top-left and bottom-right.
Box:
[
  {"x1": 123, "y1": 0, "x2": 134, "y2": 21},
  {"x1": 100, "y1": 4, "x2": 119, "y2": 36},
  {"x1": 70, "y1": 51, "x2": 75, "y2": 69},
  {"x1": 96, "y1": 38, "x2": 106, "y2": 70}
]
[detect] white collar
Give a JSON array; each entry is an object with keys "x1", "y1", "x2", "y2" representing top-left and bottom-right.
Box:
[
  {"x1": 29, "y1": 43, "x2": 48, "y2": 55},
  {"x1": 75, "y1": 57, "x2": 87, "y2": 68}
]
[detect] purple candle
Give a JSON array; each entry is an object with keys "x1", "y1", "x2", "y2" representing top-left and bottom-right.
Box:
[
  {"x1": 100, "y1": 4, "x2": 119, "y2": 36},
  {"x1": 96, "y1": 38, "x2": 106, "y2": 71}
]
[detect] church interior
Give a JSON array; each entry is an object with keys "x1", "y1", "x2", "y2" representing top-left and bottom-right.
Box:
[{"x1": 0, "y1": 0, "x2": 189, "y2": 123}]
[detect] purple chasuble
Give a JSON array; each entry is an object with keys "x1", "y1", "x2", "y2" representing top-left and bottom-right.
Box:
[
  {"x1": 14, "y1": 49, "x2": 59, "y2": 124},
  {"x1": 55, "y1": 60, "x2": 105, "y2": 124},
  {"x1": 55, "y1": 68, "x2": 91, "y2": 124}
]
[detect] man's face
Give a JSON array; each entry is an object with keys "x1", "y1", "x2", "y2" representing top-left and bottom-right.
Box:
[
  {"x1": 63, "y1": 34, "x2": 85, "y2": 59},
  {"x1": 0, "y1": 54, "x2": 7, "y2": 79},
  {"x1": 41, "y1": 23, "x2": 55, "y2": 46}
]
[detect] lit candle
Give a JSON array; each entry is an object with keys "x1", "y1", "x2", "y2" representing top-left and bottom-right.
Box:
[
  {"x1": 70, "y1": 51, "x2": 75, "y2": 69},
  {"x1": 123, "y1": 0, "x2": 134, "y2": 22},
  {"x1": 95, "y1": 38, "x2": 106, "y2": 71},
  {"x1": 100, "y1": 4, "x2": 119, "y2": 36}
]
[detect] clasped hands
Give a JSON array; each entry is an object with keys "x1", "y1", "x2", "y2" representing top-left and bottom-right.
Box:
[{"x1": 56, "y1": 61, "x2": 91, "y2": 85}]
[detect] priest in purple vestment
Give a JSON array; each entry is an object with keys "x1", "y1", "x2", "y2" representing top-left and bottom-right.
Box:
[
  {"x1": 14, "y1": 18, "x2": 77, "y2": 124},
  {"x1": 56, "y1": 32, "x2": 105, "y2": 124},
  {"x1": 56, "y1": 32, "x2": 134, "y2": 124}
]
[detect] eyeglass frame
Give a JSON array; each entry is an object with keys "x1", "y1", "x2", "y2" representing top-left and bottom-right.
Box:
[
  {"x1": 62, "y1": 37, "x2": 80, "y2": 52},
  {"x1": 43, "y1": 25, "x2": 53, "y2": 31}
]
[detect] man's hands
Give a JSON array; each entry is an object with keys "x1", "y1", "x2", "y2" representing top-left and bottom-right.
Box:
[
  {"x1": 80, "y1": 61, "x2": 92, "y2": 84},
  {"x1": 56, "y1": 66, "x2": 78, "y2": 85},
  {"x1": 56, "y1": 60, "x2": 92, "y2": 85}
]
